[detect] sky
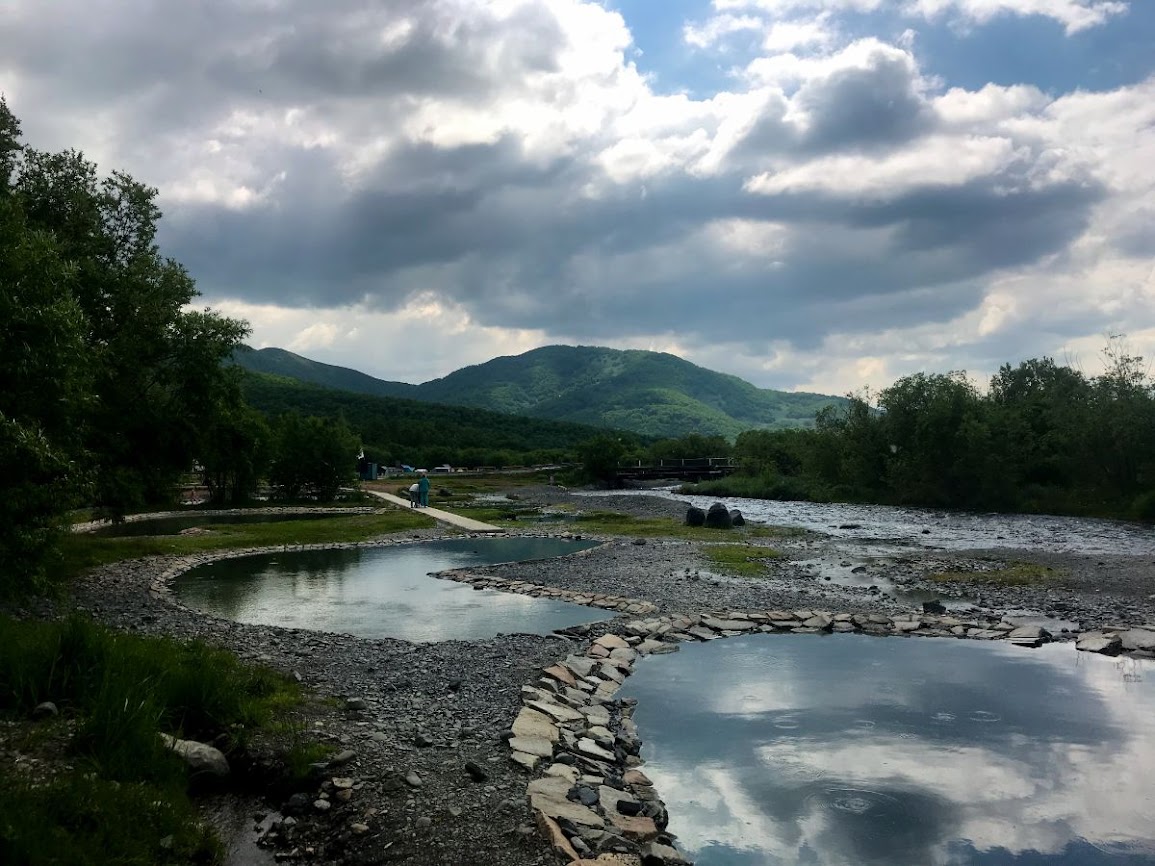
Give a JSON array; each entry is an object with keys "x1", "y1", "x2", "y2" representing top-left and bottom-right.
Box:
[{"x1": 2, "y1": 0, "x2": 1154, "y2": 396}]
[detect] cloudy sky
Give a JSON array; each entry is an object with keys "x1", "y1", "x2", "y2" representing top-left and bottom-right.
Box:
[{"x1": 3, "y1": 0, "x2": 1154, "y2": 395}]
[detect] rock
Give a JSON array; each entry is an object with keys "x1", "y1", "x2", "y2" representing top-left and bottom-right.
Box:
[
  {"x1": 345, "y1": 698, "x2": 368, "y2": 711},
  {"x1": 537, "y1": 812, "x2": 581, "y2": 862},
  {"x1": 415, "y1": 816, "x2": 432, "y2": 829},
  {"x1": 414, "y1": 732, "x2": 434, "y2": 747},
  {"x1": 704, "y1": 502, "x2": 732, "y2": 529},
  {"x1": 313, "y1": 799, "x2": 331, "y2": 813},
  {"x1": 527, "y1": 777, "x2": 605, "y2": 828},
  {"x1": 684, "y1": 506, "x2": 705, "y2": 527},
  {"x1": 646, "y1": 841, "x2": 692, "y2": 864},
  {"x1": 728, "y1": 510, "x2": 745, "y2": 526},
  {"x1": 331, "y1": 777, "x2": 355, "y2": 789},
  {"x1": 922, "y1": 600, "x2": 947, "y2": 615},
  {"x1": 632, "y1": 538, "x2": 647, "y2": 545},
  {"x1": 329, "y1": 749, "x2": 356, "y2": 767},
  {"x1": 594, "y1": 634, "x2": 630, "y2": 650},
  {"x1": 509, "y1": 736, "x2": 555, "y2": 758},
  {"x1": 513, "y1": 707, "x2": 560, "y2": 742},
  {"x1": 32, "y1": 701, "x2": 58, "y2": 720},
  {"x1": 1121, "y1": 629, "x2": 1155, "y2": 652},
  {"x1": 1076, "y1": 633, "x2": 1123, "y2": 655},
  {"x1": 159, "y1": 734, "x2": 230, "y2": 779},
  {"x1": 464, "y1": 760, "x2": 489, "y2": 782},
  {"x1": 1008, "y1": 625, "x2": 1051, "y2": 647},
  {"x1": 404, "y1": 771, "x2": 423, "y2": 788},
  {"x1": 802, "y1": 614, "x2": 832, "y2": 630}
]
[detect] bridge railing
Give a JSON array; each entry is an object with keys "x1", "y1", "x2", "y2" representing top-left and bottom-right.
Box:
[{"x1": 616, "y1": 457, "x2": 738, "y2": 470}]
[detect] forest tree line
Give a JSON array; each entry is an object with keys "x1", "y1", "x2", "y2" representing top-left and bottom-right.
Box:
[{"x1": 653, "y1": 349, "x2": 1155, "y2": 520}]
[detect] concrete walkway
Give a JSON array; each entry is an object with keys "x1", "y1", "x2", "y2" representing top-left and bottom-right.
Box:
[{"x1": 365, "y1": 490, "x2": 505, "y2": 533}]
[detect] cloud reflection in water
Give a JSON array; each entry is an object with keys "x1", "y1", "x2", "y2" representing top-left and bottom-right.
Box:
[{"x1": 623, "y1": 634, "x2": 1155, "y2": 866}]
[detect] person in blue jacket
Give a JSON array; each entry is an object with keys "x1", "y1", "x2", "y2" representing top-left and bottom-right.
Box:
[{"x1": 417, "y1": 469, "x2": 430, "y2": 508}]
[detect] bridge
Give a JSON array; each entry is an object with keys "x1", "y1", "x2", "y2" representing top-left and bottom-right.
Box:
[{"x1": 612, "y1": 457, "x2": 739, "y2": 485}]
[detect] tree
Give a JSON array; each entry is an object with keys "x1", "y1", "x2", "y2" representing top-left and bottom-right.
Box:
[
  {"x1": 269, "y1": 413, "x2": 360, "y2": 501},
  {"x1": 8, "y1": 112, "x2": 250, "y2": 515},
  {"x1": 0, "y1": 194, "x2": 89, "y2": 592},
  {"x1": 576, "y1": 435, "x2": 627, "y2": 483}
]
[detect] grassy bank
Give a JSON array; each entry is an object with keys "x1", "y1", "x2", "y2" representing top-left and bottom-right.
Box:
[
  {"x1": 52, "y1": 509, "x2": 429, "y2": 585},
  {"x1": 0, "y1": 614, "x2": 314, "y2": 866}
]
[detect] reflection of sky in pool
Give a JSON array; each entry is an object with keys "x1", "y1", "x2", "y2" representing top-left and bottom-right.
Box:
[
  {"x1": 173, "y1": 537, "x2": 608, "y2": 642},
  {"x1": 622, "y1": 634, "x2": 1155, "y2": 865}
]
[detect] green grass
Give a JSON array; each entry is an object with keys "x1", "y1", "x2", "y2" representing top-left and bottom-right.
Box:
[
  {"x1": 0, "y1": 773, "x2": 221, "y2": 866},
  {"x1": 0, "y1": 614, "x2": 315, "y2": 866},
  {"x1": 702, "y1": 543, "x2": 783, "y2": 577},
  {"x1": 53, "y1": 510, "x2": 429, "y2": 582},
  {"x1": 928, "y1": 562, "x2": 1058, "y2": 586}
]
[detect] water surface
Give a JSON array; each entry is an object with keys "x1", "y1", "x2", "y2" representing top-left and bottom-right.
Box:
[
  {"x1": 623, "y1": 633, "x2": 1155, "y2": 865},
  {"x1": 174, "y1": 537, "x2": 607, "y2": 641}
]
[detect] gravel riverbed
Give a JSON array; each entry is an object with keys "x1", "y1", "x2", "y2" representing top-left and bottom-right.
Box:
[{"x1": 12, "y1": 488, "x2": 1155, "y2": 866}]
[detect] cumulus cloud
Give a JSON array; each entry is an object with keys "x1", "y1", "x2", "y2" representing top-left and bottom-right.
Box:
[{"x1": 0, "y1": 0, "x2": 1151, "y2": 393}]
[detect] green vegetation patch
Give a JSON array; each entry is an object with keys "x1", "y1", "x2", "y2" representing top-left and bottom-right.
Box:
[
  {"x1": 0, "y1": 614, "x2": 313, "y2": 866},
  {"x1": 54, "y1": 510, "x2": 428, "y2": 582},
  {"x1": 702, "y1": 543, "x2": 783, "y2": 578},
  {"x1": 928, "y1": 562, "x2": 1058, "y2": 586}
]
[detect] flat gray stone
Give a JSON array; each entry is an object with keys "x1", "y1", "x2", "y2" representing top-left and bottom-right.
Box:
[
  {"x1": 1008, "y1": 625, "x2": 1051, "y2": 647},
  {"x1": 527, "y1": 777, "x2": 605, "y2": 828},
  {"x1": 512, "y1": 707, "x2": 559, "y2": 742},
  {"x1": 576, "y1": 738, "x2": 616, "y2": 761},
  {"x1": 509, "y1": 736, "x2": 554, "y2": 758},
  {"x1": 1121, "y1": 629, "x2": 1155, "y2": 652},
  {"x1": 1077, "y1": 633, "x2": 1123, "y2": 654},
  {"x1": 526, "y1": 699, "x2": 584, "y2": 723},
  {"x1": 702, "y1": 617, "x2": 755, "y2": 632}
]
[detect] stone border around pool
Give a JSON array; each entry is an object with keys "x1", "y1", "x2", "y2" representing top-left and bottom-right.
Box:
[{"x1": 510, "y1": 609, "x2": 1155, "y2": 866}]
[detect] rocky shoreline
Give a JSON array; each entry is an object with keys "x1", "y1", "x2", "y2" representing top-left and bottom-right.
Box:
[{"x1": 12, "y1": 489, "x2": 1155, "y2": 866}]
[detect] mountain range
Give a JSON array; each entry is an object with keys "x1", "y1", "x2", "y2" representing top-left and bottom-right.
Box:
[{"x1": 232, "y1": 345, "x2": 845, "y2": 439}]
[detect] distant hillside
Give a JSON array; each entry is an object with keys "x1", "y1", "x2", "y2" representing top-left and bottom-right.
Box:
[
  {"x1": 232, "y1": 346, "x2": 417, "y2": 399},
  {"x1": 233, "y1": 345, "x2": 847, "y2": 439},
  {"x1": 419, "y1": 346, "x2": 844, "y2": 438},
  {"x1": 240, "y1": 372, "x2": 629, "y2": 467}
]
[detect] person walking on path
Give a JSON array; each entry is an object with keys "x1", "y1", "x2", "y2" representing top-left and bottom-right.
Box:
[
  {"x1": 417, "y1": 469, "x2": 430, "y2": 508},
  {"x1": 408, "y1": 481, "x2": 419, "y2": 507}
]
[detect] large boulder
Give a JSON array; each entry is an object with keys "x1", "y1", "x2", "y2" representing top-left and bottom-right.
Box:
[
  {"x1": 728, "y1": 509, "x2": 745, "y2": 526},
  {"x1": 704, "y1": 502, "x2": 732, "y2": 529},
  {"x1": 684, "y1": 506, "x2": 705, "y2": 527}
]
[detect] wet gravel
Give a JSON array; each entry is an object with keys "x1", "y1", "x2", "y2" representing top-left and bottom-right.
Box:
[{"x1": 10, "y1": 488, "x2": 1155, "y2": 866}]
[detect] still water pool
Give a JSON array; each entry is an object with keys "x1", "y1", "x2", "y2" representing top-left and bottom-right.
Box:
[
  {"x1": 173, "y1": 537, "x2": 607, "y2": 642},
  {"x1": 623, "y1": 633, "x2": 1155, "y2": 865}
]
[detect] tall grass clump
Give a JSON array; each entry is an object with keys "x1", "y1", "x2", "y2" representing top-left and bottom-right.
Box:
[
  {"x1": 0, "y1": 614, "x2": 297, "y2": 778},
  {"x1": 0, "y1": 613, "x2": 309, "y2": 865}
]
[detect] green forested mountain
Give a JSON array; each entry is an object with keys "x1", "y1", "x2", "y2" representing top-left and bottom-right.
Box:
[
  {"x1": 234, "y1": 345, "x2": 845, "y2": 438},
  {"x1": 240, "y1": 371, "x2": 637, "y2": 469},
  {"x1": 232, "y1": 346, "x2": 417, "y2": 399}
]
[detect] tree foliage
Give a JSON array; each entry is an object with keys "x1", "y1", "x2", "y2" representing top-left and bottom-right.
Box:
[
  {"x1": 268, "y1": 413, "x2": 360, "y2": 501},
  {"x1": 709, "y1": 348, "x2": 1155, "y2": 519},
  {"x1": 0, "y1": 97, "x2": 251, "y2": 592}
]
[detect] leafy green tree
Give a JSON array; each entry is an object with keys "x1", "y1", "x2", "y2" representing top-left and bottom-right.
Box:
[
  {"x1": 577, "y1": 435, "x2": 627, "y2": 483},
  {"x1": 0, "y1": 193, "x2": 89, "y2": 592},
  {"x1": 199, "y1": 401, "x2": 271, "y2": 504},
  {"x1": 269, "y1": 413, "x2": 360, "y2": 501},
  {"x1": 7, "y1": 108, "x2": 249, "y2": 515}
]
